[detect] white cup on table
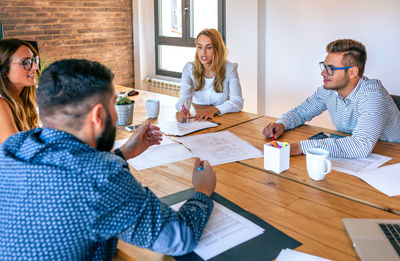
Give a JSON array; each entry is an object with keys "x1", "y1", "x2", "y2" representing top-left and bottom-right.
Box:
[
  {"x1": 145, "y1": 99, "x2": 160, "y2": 119},
  {"x1": 306, "y1": 148, "x2": 332, "y2": 181}
]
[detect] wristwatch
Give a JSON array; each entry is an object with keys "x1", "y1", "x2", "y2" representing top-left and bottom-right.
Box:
[{"x1": 114, "y1": 148, "x2": 126, "y2": 160}]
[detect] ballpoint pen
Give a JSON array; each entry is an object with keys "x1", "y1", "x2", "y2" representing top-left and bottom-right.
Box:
[
  {"x1": 182, "y1": 104, "x2": 189, "y2": 123},
  {"x1": 197, "y1": 164, "x2": 204, "y2": 171}
]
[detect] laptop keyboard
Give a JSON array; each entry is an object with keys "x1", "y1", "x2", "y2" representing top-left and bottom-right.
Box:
[{"x1": 379, "y1": 223, "x2": 400, "y2": 256}]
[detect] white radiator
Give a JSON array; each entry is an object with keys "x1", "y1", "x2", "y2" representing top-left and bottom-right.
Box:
[{"x1": 146, "y1": 78, "x2": 181, "y2": 97}]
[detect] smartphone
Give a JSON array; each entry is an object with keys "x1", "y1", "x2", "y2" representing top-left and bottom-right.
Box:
[
  {"x1": 309, "y1": 132, "x2": 344, "y2": 140},
  {"x1": 125, "y1": 124, "x2": 141, "y2": 132},
  {"x1": 128, "y1": 90, "x2": 139, "y2": 96}
]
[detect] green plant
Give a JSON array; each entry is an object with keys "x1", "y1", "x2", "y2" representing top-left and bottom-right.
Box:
[
  {"x1": 116, "y1": 96, "x2": 133, "y2": 105},
  {"x1": 36, "y1": 56, "x2": 52, "y2": 84},
  {"x1": 39, "y1": 56, "x2": 51, "y2": 73}
]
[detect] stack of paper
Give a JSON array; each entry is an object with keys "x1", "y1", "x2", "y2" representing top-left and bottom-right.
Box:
[
  {"x1": 171, "y1": 200, "x2": 264, "y2": 260},
  {"x1": 157, "y1": 119, "x2": 219, "y2": 136},
  {"x1": 330, "y1": 153, "x2": 391, "y2": 176}
]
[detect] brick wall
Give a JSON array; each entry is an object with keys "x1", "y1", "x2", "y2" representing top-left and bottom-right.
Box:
[{"x1": 0, "y1": 0, "x2": 134, "y2": 87}]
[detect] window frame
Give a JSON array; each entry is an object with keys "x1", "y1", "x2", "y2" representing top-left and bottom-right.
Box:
[{"x1": 154, "y1": 0, "x2": 226, "y2": 78}]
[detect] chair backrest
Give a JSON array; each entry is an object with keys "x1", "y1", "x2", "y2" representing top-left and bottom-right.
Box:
[{"x1": 391, "y1": 95, "x2": 400, "y2": 111}]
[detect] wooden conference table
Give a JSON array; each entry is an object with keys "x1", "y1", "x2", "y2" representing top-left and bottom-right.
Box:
[
  {"x1": 226, "y1": 116, "x2": 400, "y2": 215},
  {"x1": 113, "y1": 86, "x2": 400, "y2": 261}
]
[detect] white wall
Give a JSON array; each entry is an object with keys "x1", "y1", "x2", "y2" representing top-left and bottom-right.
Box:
[
  {"x1": 264, "y1": 0, "x2": 400, "y2": 128},
  {"x1": 133, "y1": 0, "x2": 156, "y2": 90},
  {"x1": 226, "y1": 0, "x2": 260, "y2": 113}
]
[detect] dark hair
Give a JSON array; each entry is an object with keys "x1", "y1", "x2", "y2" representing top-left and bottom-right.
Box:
[
  {"x1": 37, "y1": 59, "x2": 114, "y2": 130},
  {"x1": 0, "y1": 39, "x2": 39, "y2": 131},
  {"x1": 326, "y1": 39, "x2": 367, "y2": 77}
]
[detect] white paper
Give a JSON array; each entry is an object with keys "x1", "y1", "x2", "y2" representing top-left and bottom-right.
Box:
[
  {"x1": 356, "y1": 163, "x2": 400, "y2": 197},
  {"x1": 330, "y1": 153, "x2": 391, "y2": 176},
  {"x1": 113, "y1": 137, "x2": 193, "y2": 170},
  {"x1": 276, "y1": 248, "x2": 332, "y2": 261},
  {"x1": 171, "y1": 200, "x2": 265, "y2": 260},
  {"x1": 178, "y1": 131, "x2": 263, "y2": 166},
  {"x1": 157, "y1": 119, "x2": 219, "y2": 136}
]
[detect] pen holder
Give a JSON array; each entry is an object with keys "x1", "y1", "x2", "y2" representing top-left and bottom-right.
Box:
[{"x1": 264, "y1": 141, "x2": 290, "y2": 174}]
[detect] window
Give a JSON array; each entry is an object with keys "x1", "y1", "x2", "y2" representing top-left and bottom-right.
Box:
[{"x1": 155, "y1": 0, "x2": 225, "y2": 78}]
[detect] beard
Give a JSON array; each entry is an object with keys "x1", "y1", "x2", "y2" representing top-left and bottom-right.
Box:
[{"x1": 96, "y1": 109, "x2": 116, "y2": 152}]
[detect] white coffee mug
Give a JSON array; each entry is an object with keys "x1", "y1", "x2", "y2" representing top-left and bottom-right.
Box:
[
  {"x1": 306, "y1": 148, "x2": 332, "y2": 181},
  {"x1": 145, "y1": 99, "x2": 160, "y2": 119}
]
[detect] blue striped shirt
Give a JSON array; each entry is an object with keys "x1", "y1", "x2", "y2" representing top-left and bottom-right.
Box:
[{"x1": 276, "y1": 76, "x2": 400, "y2": 158}]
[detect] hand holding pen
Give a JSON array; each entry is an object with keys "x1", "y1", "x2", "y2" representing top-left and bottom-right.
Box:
[
  {"x1": 176, "y1": 104, "x2": 191, "y2": 123},
  {"x1": 182, "y1": 104, "x2": 189, "y2": 123},
  {"x1": 192, "y1": 158, "x2": 216, "y2": 197}
]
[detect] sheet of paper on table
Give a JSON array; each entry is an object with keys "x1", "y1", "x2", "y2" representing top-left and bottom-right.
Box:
[
  {"x1": 157, "y1": 119, "x2": 219, "y2": 136},
  {"x1": 114, "y1": 131, "x2": 262, "y2": 169},
  {"x1": 276, "y1": 248, "x2": 332, "y2": 261},
  {"x1": 178, "y1": 131, "x2": 263, "y2": 166},
  {"x1": 330, "y1": 153, "x2": 391, "y2": 176},
  {"x1": 356, "y1": 163, "x2": 400, "y2": 197},
  {"x1": 171, "y1": 200, "x2": 264, "y2": 260},
  {"x1": 113, "y1": 136, "x2": 193, "y2": 170}
]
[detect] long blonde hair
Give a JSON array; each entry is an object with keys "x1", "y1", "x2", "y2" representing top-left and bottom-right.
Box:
[
  {"x1": 0, "y1": 39, "x2": 38, "y2": 131},
  {"x1": 193, "y1": 28, "x2": 227, "y2": 93}
]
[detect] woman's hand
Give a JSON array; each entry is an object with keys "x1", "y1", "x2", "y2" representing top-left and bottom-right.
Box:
[
  {"x1": 176, "y1": 109, "x2": 191, "y2": 123},
  {"x1": 194, "y1": 107, "x2": 220, "y2": 121}
]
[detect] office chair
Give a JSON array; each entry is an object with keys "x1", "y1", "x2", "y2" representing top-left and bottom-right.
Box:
[{"x1": 391, "y1": 95, "x2": 400, "y2": 111}]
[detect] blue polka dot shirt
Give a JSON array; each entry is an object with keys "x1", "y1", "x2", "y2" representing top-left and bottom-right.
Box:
[{"x1": 0, "y1": 128, "x2": 213, "y2": 260}]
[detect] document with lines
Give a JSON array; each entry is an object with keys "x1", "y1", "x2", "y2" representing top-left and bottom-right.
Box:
[
  {"x1": 330, "y1": 153, "x2": 391, "y2": 176},
  {"x1": 157, "y1": 119, "x2": 219, "y2": 136},
  {"x1": 178, "y1": 131, "x2": 263, "y2": 166},
  {"x1": 171, "y1": 200, "x2": 265, "y2": 260},
  {"x1": 113, "y1": 136, "x2": 193, "y2": 170}
]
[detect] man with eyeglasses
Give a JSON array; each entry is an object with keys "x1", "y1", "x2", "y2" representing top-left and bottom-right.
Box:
[{"x1": 263, "y1": 39, "x2": 400, "y2": 158}]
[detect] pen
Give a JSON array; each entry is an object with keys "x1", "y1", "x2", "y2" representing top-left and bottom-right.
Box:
[{"x1": 182, "y1": 104, "x2": 189, "y2": 123}]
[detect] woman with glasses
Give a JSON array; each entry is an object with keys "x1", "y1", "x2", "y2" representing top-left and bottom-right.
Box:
[
  {"x1": 175, "y1": 28, "x2": 244, "y2": 122},
  {"x1": 0, "y1": 39, "x2": 39, "y2": 143}
]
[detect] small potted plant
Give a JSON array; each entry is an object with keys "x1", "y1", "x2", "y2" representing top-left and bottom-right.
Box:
[{"x1": 115, "y1": 96, "x2": 134, "y2": 125}]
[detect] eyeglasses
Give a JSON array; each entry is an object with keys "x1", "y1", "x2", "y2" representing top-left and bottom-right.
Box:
[
  {"x1": 10, "y1": 56, "x2": 40, "y2": 71},
  {"x1": 319, "y1": 61, "x2": 352, "y2": 76}
]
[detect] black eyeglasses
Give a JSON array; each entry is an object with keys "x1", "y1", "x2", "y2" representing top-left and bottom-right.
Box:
[
  {"x1": 319, "y1": 61, "x2": 352, "y2": 76},
  {"x1": 11, "y1": 56, "x2": 40, "y2": 71}
]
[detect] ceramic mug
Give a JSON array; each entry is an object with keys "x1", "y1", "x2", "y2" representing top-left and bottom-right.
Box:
[
  {"x1": 145, "y1": 99, "x2": 160, "y2": 119},
  {"x1": 306, "y1": 148, "x2": 332, "y2": 181}
]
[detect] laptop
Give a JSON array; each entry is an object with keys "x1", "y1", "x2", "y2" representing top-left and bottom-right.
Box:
[{"x1": 343, "y1": 218, "x2": 400, "y2": 261}]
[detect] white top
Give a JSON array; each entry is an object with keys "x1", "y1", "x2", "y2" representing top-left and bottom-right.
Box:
[{"x1": 175, "y1": 61, "x2": 244, "y2": 115}]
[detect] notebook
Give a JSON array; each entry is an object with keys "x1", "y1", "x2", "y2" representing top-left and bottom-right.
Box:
[{"x1": 343, "y1": 218, "x2": 400, "y2": 261}]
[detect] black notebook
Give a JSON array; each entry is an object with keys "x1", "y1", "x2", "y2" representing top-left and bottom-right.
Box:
[{"x1": 161, "y1": 188, "x2": 301, "y2": 261}]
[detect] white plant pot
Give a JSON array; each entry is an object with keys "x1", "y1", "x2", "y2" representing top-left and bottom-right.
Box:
[{"x1": 116, "y1": 102, "x2": 134, "y2": 126}]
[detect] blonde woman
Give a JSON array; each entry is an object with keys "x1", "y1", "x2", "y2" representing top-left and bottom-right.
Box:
[
  {"x1": 0, "y1": 39, "x2": 39, "y2": 143},
  {"x1": 175, "y1": 28, "x2": 244, "y2": 122}
]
